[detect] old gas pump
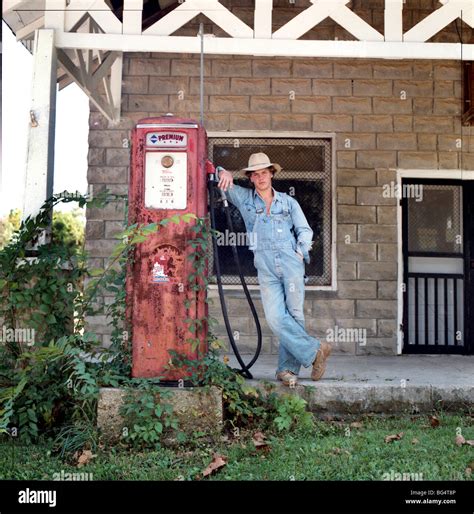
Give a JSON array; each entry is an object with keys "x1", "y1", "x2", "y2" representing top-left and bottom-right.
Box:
[{"x1": 127, "y1": 115, "x2": 208, "y2": 380}]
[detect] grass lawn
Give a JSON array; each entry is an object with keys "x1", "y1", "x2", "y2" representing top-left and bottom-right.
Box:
[{"x1": 1, "y1": 413, "x2": 473, "y2": 481}]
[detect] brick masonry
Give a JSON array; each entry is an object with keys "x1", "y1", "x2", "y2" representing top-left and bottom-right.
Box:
[{"x1": 86, "y1": 4, "x2": 474, "y2": 357}]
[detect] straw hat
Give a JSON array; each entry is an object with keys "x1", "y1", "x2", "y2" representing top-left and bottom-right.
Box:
[{"x1": 241, "y1": 152, "x2": 282, "y2": 177}]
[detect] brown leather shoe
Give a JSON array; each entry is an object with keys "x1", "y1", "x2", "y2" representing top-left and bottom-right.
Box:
[
  {"x1": 276, "y1": 370, "x2": 298, "y2": 387},
  {"x1": 311, "y1": 342, "x2": 332, "y2": 381}
]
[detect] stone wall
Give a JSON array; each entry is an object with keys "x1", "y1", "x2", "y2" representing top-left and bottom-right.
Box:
[{"x1": 86, "y1": 3, "x2": 474, "y2": 356}]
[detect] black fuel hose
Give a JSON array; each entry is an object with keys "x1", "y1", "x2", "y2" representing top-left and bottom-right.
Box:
[{"x1": 207, "y1": 173, "x2": 262, "y2": 379}]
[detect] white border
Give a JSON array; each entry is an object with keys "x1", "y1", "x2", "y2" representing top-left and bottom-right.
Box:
[
  {"x1": 207, "y1": 130, "x2": 337, "y2": 292},
  {"x1": 396, "y1": 169, "x2": 474, "y2": 355}
]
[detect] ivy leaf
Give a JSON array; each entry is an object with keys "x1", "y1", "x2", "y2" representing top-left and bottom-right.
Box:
[{"x1": 47, "y1": 314, "x2": 57, "y2": 324}]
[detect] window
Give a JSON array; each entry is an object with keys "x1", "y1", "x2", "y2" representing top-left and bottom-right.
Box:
[{"x1": 208, "y1": 134, "x2": 334, "y2": 287}]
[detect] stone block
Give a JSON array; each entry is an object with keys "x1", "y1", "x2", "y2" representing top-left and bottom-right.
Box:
[
  {"x1": 210, "y1": 96, "x2": 249, "y2": 113},
  {"x1": 97, "y1": 386, "x2": 223, "y2": 442},
  {"x1": 149, "y1": 77, "x2": 189, "y2": 94},
  {"x1": 338, "y1": 242, "x2": 377, "y2": 262},
  {"x1": 356, "y1": 151, "x2": 397, "y2": 169},
  {"x1": 377, "y1": 133, "x2": 417, "y2": 151},
  {"x1": 337, "y1": 134, "x2": 376, "y2": 151},
  {"x1": 272, "y1": 114, "x2": 311, "y2": 131},
  {"x1": 230, "y1": 113, "x2": 271, "y2": 130},
  {"x1": 358, "y1": 225, "x2": 397, "y2": 243},
  {"x1": 393, "y1": 80, "x2": 433, "y2": 97},
  {"x1": 312, "y1": 299, "x2": 355, "y2": 318},
  {"x1": 356, "y1": 187, "x2": 397, "y2": 206},
  {"x1": 378, "y1": 243, "x2": 398, "y2": 261},
  {"x1": 354, "y1": 115, "x2": 393, "y2": 133},
  {"x1": 129, "y1": 58, "x2": 170, "y2": 76},
  {"x1": 378, "y1": 281, "x2": 398, "y2": 299},
  {"x1": 230, "y1": 78, "x2": 270, "y2": 95},
  {"x1": 373, "y1": 98, "x2": 412, "y2": 114},
  {"x1": 338, "y1": 262, "x2": 356, "y2": 280},
  {"x1": 398, "y1": 152, "x2": 438, "y2": 169},
  {"x1": 338, "y1": 205, "x2": 376, "y2": 224},
  {"x1": 251, "y1": 96, "x2": 289, "y2": 113},
  {"x1": 86, "y1": 220, "x2": 104, "y2": 240},
  {"x1": 334, "y1": 63, "x2": 372, "y2": 79},
  {"x1": 212, "y1": 59, "x2": 252, "y2": 77},
  {"x1": 87, "y1": 167, "x2": 128, "y2": 184},
  {"x1": 292, "y1": 96, "x2": 332, "y2": 113},
  {"x1": 312, "y1": 79, "x2": 352, "y2": 96},
  {"x1": 373, "y1": 63, "x2": 412, "y2": 79},
  {"x1": 337, "y1": 187, "x2": 356, "y2": 205},
  {"x1": 293, "y1": 60, "x2": 333, "y2": 78},
  {"x1": 358, "y1": 262, "x2": 397, "y2": 280},
  {"x1": 337, "y1": 152, "x2": 356, "y2": 168},
  {"x1": 128, "y1": 95, "x2": 169, "y2": 112},
  {"x1": 337, "y1": 280, "x2": 377, "y2": 299},
  {"x1": 337, "y1": 169, "x2": 376, "y2": 186},
  {"x1": 333, "y1": 97, "x2": 372, "y2": 114},
  {"x1": 353, "y1": 79, "x2": 392, "y2": 97},
  {"x1": 313, "y1": 114, "x2": 352, "y2": 132},
  {"x1": 253, "y1": 59, "x2": 291, "y2": 77},
  {"x1": 413, "y1": 116, "x2": 453, "y2": 133},
  {"x1": 272, "y1": 78, "x2": 312, "y2": 95}
]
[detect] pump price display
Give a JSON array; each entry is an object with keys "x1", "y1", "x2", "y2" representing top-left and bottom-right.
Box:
[{"x1": 144, "y1": 151, "x2": 187, "y2": 209}]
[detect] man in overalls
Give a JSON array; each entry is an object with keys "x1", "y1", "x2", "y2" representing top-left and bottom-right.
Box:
[{"x1": 217, "y1": 153, "x2": 332, "y2": 386}]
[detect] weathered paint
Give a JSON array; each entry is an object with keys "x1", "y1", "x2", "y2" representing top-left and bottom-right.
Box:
[{"x1": 127, "y1": 116, "x2": 208, "y2": 379}]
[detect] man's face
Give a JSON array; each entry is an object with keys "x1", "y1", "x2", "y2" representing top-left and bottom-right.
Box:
[{"x1": 249, "y1": 167, "x2": 273, "y2": 194}]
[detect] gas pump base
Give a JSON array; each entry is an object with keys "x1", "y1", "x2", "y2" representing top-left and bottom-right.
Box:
[{"x1": 97, "y1": 386, "x2": 223, "y2": 443}]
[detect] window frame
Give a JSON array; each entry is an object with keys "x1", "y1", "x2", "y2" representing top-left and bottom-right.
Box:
[{"x1": 207, "y1": 130, "x2": 337, "y2": 291}]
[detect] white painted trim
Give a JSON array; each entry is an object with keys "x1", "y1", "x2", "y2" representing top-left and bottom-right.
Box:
[
  {"x1": 54, "y1": 33, "x2": 474, "y2": 60},
  {"x1": 384, "y1": 0, "x2": 403, "y2": 42},
  {"x1": 207, "y1": 130, "x2": 337, "y2": 292},
  {"x1": 23, "y1": 29, "x2": 57, "y2": 221},
  {"x1": 254, "y1": 0, "x2": 273, "y2": 39},
  {"x1": 398, "y1": 169, "x2": 474, "y2": 180},
  {"x1": 395, "y1": 169, "x2": 474, "y2": 355}
]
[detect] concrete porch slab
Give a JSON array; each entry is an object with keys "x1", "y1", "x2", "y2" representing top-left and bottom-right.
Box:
[{"x1": 224, "y1": 354, "x2": 474, "y2": 414}]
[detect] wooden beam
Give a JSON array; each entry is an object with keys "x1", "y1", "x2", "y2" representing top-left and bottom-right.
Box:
[
  {"x1": 24, "y1": 29, "x2": 57, "y2": 221},
  {"x1": 254, "y1": 0, "x2": 272, "y2": 39},
  {"x1": 385, "y1": 0, "x2": 403, "y2": 42},
  {"x1": 55, "y1": 31, "x2": 474, "y2": 60}
]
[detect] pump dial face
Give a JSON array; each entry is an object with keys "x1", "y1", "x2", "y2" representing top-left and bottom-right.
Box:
[{"x1": 161, "y1": 155, "x2": 174, "y2": 168}]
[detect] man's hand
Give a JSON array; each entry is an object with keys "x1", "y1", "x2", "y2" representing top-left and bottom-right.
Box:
[{"x1": 217, "y1": 168, "x2": 234, "y2": 192}]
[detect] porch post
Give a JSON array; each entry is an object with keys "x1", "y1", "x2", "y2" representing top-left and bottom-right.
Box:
[{"x1": 23, "y1": 28, "x2": 57, "y2": 220}]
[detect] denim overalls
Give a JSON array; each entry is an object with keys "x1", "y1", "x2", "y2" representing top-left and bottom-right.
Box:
[{"x1": 224, "y1": 183, "x2": 321, "y2": 375}]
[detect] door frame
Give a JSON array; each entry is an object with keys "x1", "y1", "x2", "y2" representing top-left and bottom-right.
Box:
[{"x1": 396, "y1": 169, "x2": 474, "y2": 355}]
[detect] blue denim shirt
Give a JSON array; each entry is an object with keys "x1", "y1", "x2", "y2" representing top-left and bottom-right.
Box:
[{"x1": 221, "y1": 183, "x2": 314, "y2": 263}]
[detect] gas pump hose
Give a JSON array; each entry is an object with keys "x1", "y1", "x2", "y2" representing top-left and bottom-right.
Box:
[{"x1": 207, "y1": 171, "x2": 262, "y2": 380}]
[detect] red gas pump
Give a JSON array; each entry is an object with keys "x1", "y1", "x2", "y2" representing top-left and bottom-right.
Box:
[{"x1": 127, "y1": 115, "x2": 208, "y2": 380}]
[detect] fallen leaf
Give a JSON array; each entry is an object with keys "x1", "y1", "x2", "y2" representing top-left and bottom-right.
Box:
[
  {"x1": 350, "y1": 422, "x2": 363, "y2": 429},
  {"x1": 465, "y1": 440, "x2": 474, "y2": 446},
  {"x1": 223, "y1": 356, "x2": 229, "y2": 364},
  {"x1": 411, "y1": 438, "x2": 419, "y2": 445},
  {"x1": 252, "y1": 431, "x2": 270, "y2": 451},
  {"x1": 429, "y1": 415, "x2": 440, "y2": 428},
  {"x1": 76, "y1": 450, "x2": 95, "y2": 467},
  {"x1": 202, "y1": 453, "x2": 227, "y2": 477},
  {"x1": 252, "y1": 431, "x2": 267, "y2": 446},
  {"x1": 455, "y1": 434, "x2": 466, "y2": 446},
  {"x1": 384, "y1": 432, "x2": 404, "y2": 443},
  {"x1": 465, "y1": 467, "x2": 472, "y2": 477}
]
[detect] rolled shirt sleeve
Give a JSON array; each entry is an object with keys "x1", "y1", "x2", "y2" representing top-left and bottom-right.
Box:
[{"x1": 289, "y1": 196, "x2": 314, "y2": 264}]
